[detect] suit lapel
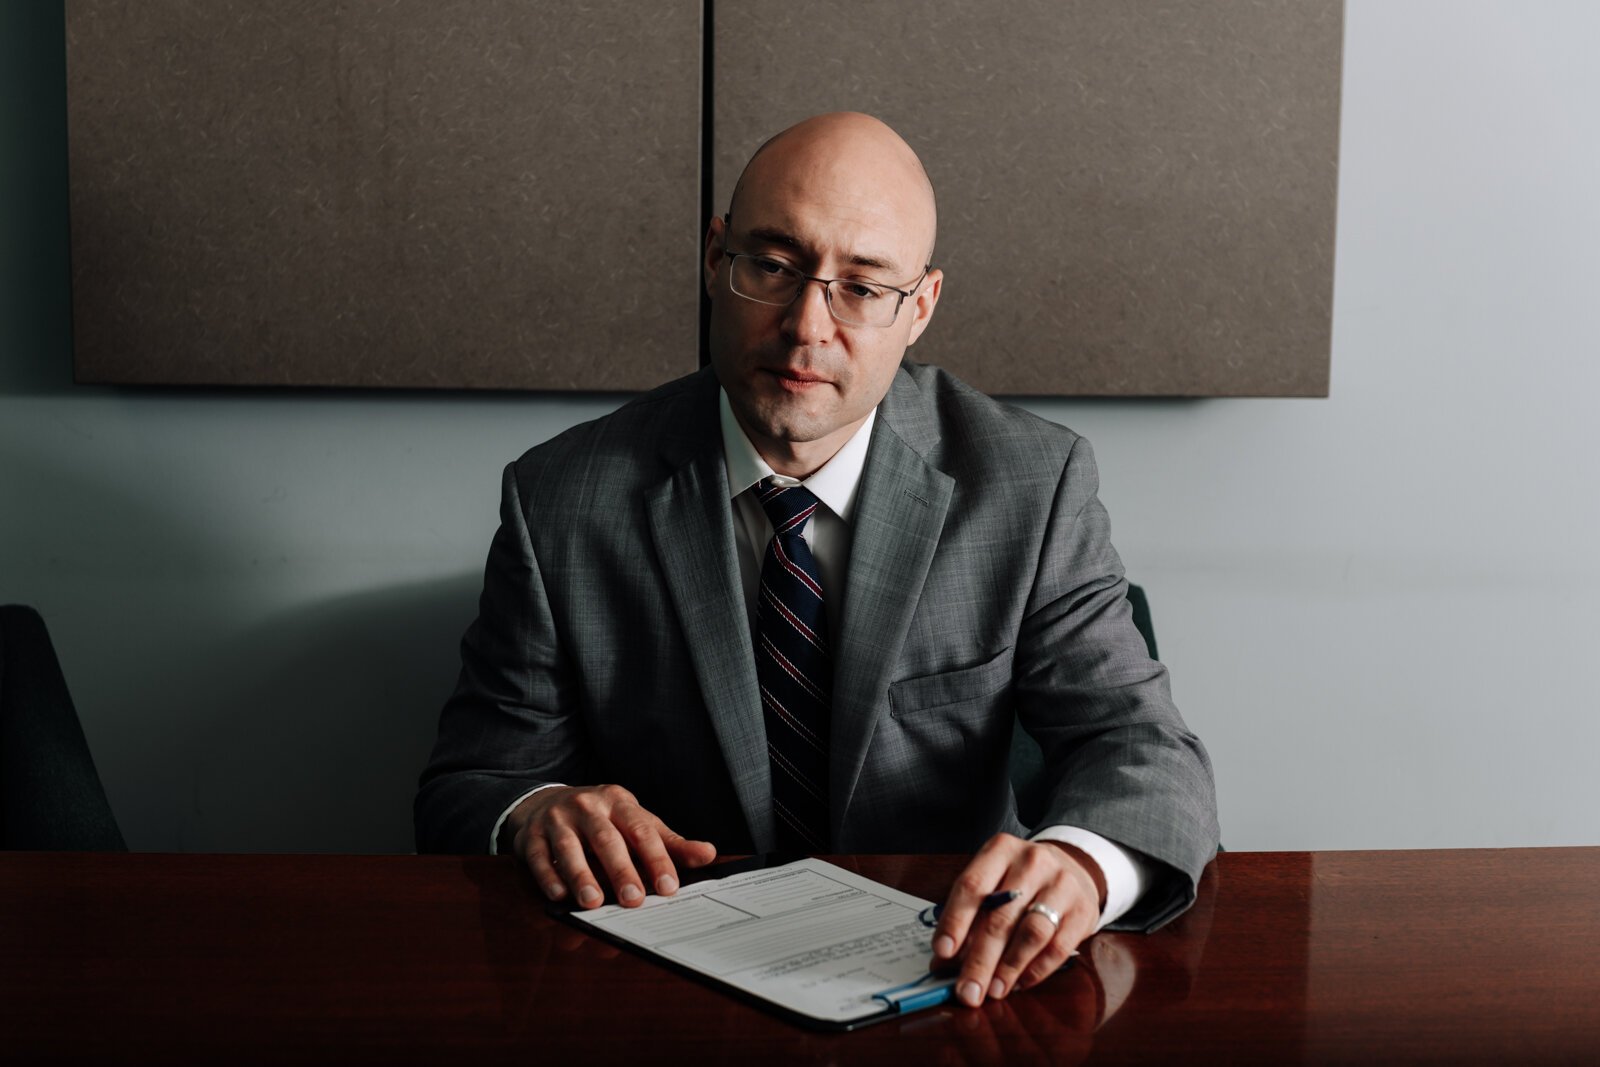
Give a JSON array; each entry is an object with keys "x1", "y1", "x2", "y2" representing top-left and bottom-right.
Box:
[
  {"x1": 645, "y1": 375, "x2": 773, "y2": 851},
  {"x1": 830, "y1": 367, "x2": 954, "y2": 841}
]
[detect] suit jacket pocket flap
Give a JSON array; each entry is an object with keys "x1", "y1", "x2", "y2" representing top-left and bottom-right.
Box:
[{"x1": 888, "y1": 647, "x2": 1014, "y2": 717}]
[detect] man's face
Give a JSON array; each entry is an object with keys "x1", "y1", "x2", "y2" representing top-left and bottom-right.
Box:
[{"x1": 703, "y1": 120, "x2": 941, "y2": 474}]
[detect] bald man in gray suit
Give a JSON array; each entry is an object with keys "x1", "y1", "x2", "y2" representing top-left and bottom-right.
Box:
[{"x1": 417, "y1": 112, "x2": 1218, "y2": 1009}]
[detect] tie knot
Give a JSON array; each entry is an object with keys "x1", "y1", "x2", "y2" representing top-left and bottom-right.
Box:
[{"x1": 756, "y1": 479, "x2": 820, "y2": 537}]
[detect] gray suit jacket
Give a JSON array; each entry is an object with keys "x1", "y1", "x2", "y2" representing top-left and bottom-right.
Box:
[{"x1": 416, "y1": 362, "x2": 1218, "y2": 930}]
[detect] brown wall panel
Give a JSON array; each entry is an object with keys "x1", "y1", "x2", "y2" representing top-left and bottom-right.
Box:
[
  {"x1": 66, "y1": 1, "x2": 701, "y2": 389},
  {"x1": 714, "y1": 1, "x2": 1342, "y2": 397}
]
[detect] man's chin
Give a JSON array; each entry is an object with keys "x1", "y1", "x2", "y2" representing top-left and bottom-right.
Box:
[
  {"x1": 732, "y1": 393, "x2": 828, "y2": 444},
  {"x1": 751, "y1": 417, "x2": 829, "y2": 448}
]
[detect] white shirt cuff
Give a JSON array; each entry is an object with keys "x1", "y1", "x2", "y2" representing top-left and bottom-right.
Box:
[
  {"x1": 488, "y1": 783, "x2": 564, "y2": 855},
  {"x1": 1030, "y1": 824, "x2": 1150, "y2": 930}
]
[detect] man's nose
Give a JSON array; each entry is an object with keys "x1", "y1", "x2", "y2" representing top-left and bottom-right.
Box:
[{"x1": 783, "y1": 279, "x2": 837, "y2": 346}]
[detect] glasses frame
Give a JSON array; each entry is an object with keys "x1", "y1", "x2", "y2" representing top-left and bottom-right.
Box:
[{"x1": 720, "y1": 248, "x2": 931, "y2": 329}]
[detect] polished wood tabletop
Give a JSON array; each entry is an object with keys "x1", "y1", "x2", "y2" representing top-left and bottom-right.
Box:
[{"x1": 2, "y1": 848, "x2": 1597, "y2": 1064}]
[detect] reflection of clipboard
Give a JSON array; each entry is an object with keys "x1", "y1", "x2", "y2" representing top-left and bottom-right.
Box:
[{"x1": 555, "y1": 855, "x2": 958, "y2": 1031}]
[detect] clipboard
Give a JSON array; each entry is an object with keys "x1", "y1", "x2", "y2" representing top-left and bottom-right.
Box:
[{"x1": 552, "y1": 855, "x2": 962, "y2": 1031}]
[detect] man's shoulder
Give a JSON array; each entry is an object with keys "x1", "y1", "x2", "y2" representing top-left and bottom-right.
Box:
[
  {"x1": 508, "y1": 367, "x2": 715, "y2": 486},
  {"x1": 894, "y1": 361, "x2": 1084, "y2": 469}
]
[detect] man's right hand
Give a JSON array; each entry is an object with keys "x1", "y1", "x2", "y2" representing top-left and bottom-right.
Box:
[{"x1": 506, "y1": 785, "x2": 717, "y2": 909}]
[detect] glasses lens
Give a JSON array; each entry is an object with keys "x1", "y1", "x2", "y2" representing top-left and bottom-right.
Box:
[
  {"x1": 827, "y1": 280, "x2": 901, "y2": 327},
  {"x1": 728, "y1": 253, "x2": 908, "y2": 327},
  {"x1": 730, "y1": 256, "x2": 801, "y2": 305}
]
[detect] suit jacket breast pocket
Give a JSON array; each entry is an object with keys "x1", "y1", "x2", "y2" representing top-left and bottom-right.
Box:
[{"x1": 887, "y1": 646, "x2": 1015, "y2": 720}]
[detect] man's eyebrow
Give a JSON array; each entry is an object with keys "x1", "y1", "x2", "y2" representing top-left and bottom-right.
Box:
[
  {"x1": 745, "y1": 226, "x2": 803, "y2": 252},
  {"x1": 743, "y1": 226, "x2": 901, "y2": 274}
]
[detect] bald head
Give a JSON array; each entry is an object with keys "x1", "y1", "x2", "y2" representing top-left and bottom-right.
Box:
[
  {"x1": 728, "y1": 112, "x2": 938, "y2": 267},
  {"x1": 704, "y1": 112, "x2": 946, "y2": 476}
]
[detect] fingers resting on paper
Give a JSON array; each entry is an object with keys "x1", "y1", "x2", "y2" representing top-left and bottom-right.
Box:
[
  {"x1": 933, "y1": 833, "x2": 1105, "y2": 1007},
  {"x1": 507, "y1": 784, "x2": 718, "y2": 909}
]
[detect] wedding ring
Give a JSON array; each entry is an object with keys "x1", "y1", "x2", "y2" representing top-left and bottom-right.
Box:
[{"x1": 1025, "y1": 901, "x2": 1062, "y2": 928}]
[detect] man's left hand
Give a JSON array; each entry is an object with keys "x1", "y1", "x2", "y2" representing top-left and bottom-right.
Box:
[{"x1": 932, "y1": 834, "x2": 1107, "y2": 1006}]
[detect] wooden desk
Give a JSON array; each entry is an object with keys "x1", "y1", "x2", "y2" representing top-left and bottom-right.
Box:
[{"x1": 2, "y1": 849, "x2": 1596, "y2": 1064}]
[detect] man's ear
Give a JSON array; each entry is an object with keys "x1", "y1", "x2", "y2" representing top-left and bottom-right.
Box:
[
  {"x1": 905, "y1": 268, "x2": 943, "y2": 347},
  {"x1": 703, "y1": 215, "x2": 728, "y2": 299}
]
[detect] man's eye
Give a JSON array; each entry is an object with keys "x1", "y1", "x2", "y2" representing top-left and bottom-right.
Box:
[
  {"x1": 753, "y1": 258, "x2": 791, "y2": 277},
  {"x1": 841, "y1": 282, "x2": 886, "y2": 300}
]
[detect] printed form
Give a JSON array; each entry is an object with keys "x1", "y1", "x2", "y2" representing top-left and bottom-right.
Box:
[{"x1": 567, "y1": 858, "x2": 953, "y2": 1025}]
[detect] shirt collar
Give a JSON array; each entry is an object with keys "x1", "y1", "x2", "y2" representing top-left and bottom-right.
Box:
[{"x1": 719, "y1": 388, "x2": 875, "y2": 523}]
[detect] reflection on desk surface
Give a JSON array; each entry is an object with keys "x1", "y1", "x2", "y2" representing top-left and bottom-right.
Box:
[{"x1": 0, "y1": 849, "x2": 1597, "y2": 1064}]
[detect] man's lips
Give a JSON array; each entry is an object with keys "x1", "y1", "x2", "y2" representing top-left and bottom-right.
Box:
[{"x1": 764, "y1": 367, "x2": 832, "y2": 387}]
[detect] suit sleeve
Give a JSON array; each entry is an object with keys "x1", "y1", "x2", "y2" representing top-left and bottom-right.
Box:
[
  {"x1": 1016, "y1": 436, "x2": 1220, "y2": 931},
  {"x1": 414, "y1": 463, "x2": 591, "y2": 853}
]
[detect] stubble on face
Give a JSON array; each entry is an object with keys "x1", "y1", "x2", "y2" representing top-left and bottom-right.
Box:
[{"x1": 706, "y1": 113, "x2": 939, "y2": 476}]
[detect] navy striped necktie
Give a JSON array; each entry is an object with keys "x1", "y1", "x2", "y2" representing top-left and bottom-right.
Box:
[{"x1": 754, "y1": 478, "x2": 832, "y2": 853}]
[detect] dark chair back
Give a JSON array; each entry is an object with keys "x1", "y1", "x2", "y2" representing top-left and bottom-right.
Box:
[
  {"x1": 1008, "y1": 583, "x2": 1159, "y2": 829},
  {"x1": 0, "y1": 606, "x2": 127, "y2": 850}
]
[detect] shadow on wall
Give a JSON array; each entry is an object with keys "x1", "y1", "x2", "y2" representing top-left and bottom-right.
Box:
[
  {"x1": 186, "y1": 573, "x2": 481, "y2": 854},
  {"x1": 2, "y1": 405, "x2": 486, "y2": 854}
]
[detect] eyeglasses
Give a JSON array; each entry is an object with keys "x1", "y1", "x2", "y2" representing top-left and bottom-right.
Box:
[{"x1": 723, "y1": 250, "x2": 929, "y2": 328}]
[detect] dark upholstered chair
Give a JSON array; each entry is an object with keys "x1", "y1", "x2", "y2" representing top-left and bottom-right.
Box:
[
  {"x1": 1, "y1": 606, "x2": 126, "y2": 850},
  {"x1": 1009, "y1": 583, "x2": 1159, "y2": 829}
]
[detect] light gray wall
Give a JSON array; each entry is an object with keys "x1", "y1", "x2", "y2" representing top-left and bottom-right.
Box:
[{"x1": 3, "y1": 2, "x2": 1596, "y2": 853}]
